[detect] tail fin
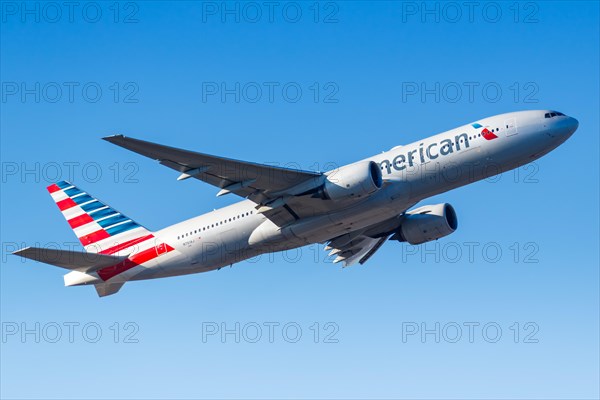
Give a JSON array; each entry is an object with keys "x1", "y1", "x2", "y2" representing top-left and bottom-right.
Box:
[{"x1": 46, "y1": 181, "x2": 152, "y2": 254}]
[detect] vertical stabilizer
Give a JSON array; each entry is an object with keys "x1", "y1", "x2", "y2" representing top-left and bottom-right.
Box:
[{"x1": 46, "y1": 181, "x2": 152, "y2": 254}]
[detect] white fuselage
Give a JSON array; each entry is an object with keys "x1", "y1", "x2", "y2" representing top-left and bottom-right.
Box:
[{"x1": 127, "y1": 110, "x2": 577, "y2": 282}]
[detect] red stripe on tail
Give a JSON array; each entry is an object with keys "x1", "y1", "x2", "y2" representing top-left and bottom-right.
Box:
[
  {"x1": 79, "y1": 229, "x2": 111, "y2": 245},
  {"x1": 68, "y1": 213, "x2": 94, "y2": 229},
  {"x1": 56, "y1": 198, "x2": 77, "y2": 211},
  {"x1": 47, "y1": 184, "x2": 61, "y2": 193}
]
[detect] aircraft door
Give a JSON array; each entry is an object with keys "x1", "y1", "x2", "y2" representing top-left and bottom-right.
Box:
[{"x1": 504, "y1": 118, "x2": 518, "y2": 136}]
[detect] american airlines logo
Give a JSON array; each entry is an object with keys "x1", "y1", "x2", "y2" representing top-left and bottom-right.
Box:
[
  {"x1": 472, "y1": 123, "x2": 498, "y2": 141},
  {"x1": 379, "y1": 132, "x2": 472, "y2": 174}
]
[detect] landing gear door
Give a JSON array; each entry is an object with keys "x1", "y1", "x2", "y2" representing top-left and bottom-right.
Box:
[{"x1": 505, "y1": 118, "x2": 518, "y2": 137}]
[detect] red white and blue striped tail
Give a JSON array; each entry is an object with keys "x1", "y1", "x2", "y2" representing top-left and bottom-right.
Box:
[{"x1": 46, "y1": 181, "x2": 152, "y2": 254}]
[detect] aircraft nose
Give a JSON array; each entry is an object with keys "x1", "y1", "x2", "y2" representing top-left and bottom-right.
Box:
[
  {"x1": 567, "y1": 116, "x2": 579, "y2": 134},
  {"x1": 548, "y1": 115, "x2": 579, "y2": 139},
  {"x1": 562, "y1": 116, "x2": 579, "y2": 137}
]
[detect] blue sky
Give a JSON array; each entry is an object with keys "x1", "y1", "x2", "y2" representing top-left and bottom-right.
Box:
[{"x1": 1, "y1": 1, "x2": 598, "y2": 399}]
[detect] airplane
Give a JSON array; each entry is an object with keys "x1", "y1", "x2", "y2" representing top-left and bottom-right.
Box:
[{"x1": 13, "y1": 110, "x2": 578, "y2": 297}]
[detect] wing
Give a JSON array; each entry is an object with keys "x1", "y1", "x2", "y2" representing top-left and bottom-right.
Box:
[
  {"x1": 324, "y1": 211, "x2": 417, "y2": 267},
  {"x1": 103, "y1": 135, "x2": 321, "y2": 199},
  {"x1": 325, "y1": 233, "x2": 389, "y2": 267},
  {"x1": 104, "y1": 135, "x2": 332, "y2": 225}
]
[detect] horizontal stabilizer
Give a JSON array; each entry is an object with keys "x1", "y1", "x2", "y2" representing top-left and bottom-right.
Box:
[{"x1": 13, "y1": 247, "x2": 127, "y2": 273}]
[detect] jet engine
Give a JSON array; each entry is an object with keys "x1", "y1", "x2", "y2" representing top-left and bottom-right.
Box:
[
  {"x1": 316, "y1": 161, "x2": 383, "y2": 201},
  {"x1": 394, "y1": 203, "x2": 458, "y2": 245}
]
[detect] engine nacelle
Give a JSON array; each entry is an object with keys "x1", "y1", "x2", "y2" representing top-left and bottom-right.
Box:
[
  {"x1": 321, "y1": 161, "x2": 383, "y2": 201},
  {"x1": 397, "y1": 203, "x2": 458, "y2": 245}
]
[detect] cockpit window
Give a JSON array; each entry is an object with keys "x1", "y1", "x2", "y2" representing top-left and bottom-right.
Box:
[
  {"x1": 545, "y1": 113, "x2": 551, "y2": 118},
  {"x1": 545, "y1": 111, "x2": 565, "y2": 118}
]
